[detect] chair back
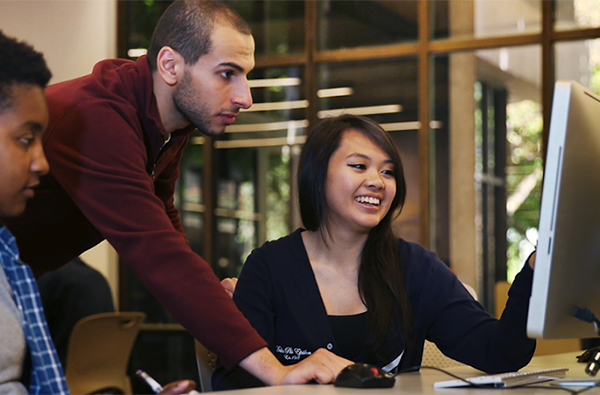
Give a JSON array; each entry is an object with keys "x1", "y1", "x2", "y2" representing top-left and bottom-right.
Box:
[
  {"x1": 422, "y1": 340, "x2": 466, "y2": 368},
  {"x1": 64, "y1": 312, "x2": 145, "y2": 394},
  {"x1": 194, "y1": 340, "x2": 217, "y2": 392}
]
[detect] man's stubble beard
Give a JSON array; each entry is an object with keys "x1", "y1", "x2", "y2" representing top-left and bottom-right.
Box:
[{"x1": 172, "y1": 70, "x2": 215, "y2": 136}]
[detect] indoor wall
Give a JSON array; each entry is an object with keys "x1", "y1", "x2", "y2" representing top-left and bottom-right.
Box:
[{"x1": 0, "y1": 0, "x2": 120, "y2": 305}]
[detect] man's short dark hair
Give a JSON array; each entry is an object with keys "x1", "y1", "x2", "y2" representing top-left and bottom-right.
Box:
[
  {"x1": 0, "y1": 30, "x2": 52, "y2": 112},
  {"x1": 147, "y1": 0, "x2": 252, "y2": 71}
]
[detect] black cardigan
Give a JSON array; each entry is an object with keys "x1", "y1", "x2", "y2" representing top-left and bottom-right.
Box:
[{"x1": 213, "y1": 228, "x2": 536, "y2": 390}]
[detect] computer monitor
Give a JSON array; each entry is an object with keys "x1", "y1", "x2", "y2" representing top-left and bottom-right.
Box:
[{"x1": 527, "y1": 80, "x2": 600, "y2": 340}]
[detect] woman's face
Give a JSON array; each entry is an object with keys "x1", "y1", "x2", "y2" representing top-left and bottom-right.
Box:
[{"x1": 325, "y1": 129, "x2": 397, "y2": 234}]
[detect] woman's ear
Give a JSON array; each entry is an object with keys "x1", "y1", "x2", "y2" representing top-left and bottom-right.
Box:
[{"x1": 155, "y1": 46, "x2": 182, "y2": 86}]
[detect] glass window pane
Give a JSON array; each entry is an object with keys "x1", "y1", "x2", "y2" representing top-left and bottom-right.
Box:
[
  {"x1": 120, "y1": 1, "x2": 305, "y2": 59},
  {"x1": 317, "y1": 59, "x2": 417, "y2": 124},
  {"x1": 215, "y1": 213, "x2": 259, "y2": 278},
  {"x1": 211, "y1": 144, "x2": 294, "y2": 278},
  {"x1": 226, "y1": 66, "x2": 307, "y2": 145},
  {"x1": 433, "y1": 0, "x2": 541, "y2": 40},
  {"x1": 177, "y1": 137, "x2": 204, "y2": 256},
  {"x1": 317, "y1": 59, "x2": 421, "y2": 243},
  {"x1": 229, "y1": 0, "x2": 305, "y2": 56},
  {"x1": 438, "y1": 46, "x2": 542, "y2": 308},
  {"x1": 555, "y1": 0, "x2": 600, "y2": 31},
  {"x1": 318, "y1": 0, "x2": 418, "y2": 50},
  {"x1": 120, "y1": 1, "x2": 170, "y2": 58},
  {"x1": 205, "y1": 66, "x2": 304, "y2": 277},
  {"x1": 555, "y1": 39, "x2": 600, "y2": 94}
]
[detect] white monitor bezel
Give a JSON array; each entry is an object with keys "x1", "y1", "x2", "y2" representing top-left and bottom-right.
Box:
[{"x1": 527, "y1": 80, "x2": 600, "y2": 340}]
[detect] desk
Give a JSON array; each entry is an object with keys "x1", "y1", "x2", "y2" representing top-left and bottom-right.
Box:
[{"x1": 213, "y1": 352, "x2": 599, "y2": 394}]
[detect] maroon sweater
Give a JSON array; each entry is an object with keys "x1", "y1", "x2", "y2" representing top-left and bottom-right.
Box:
[{"x1": 3, "y1": 56, "x2": 266, "y2": 368}]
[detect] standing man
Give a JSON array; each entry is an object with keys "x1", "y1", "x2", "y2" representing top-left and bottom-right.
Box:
[
  {"x1": 3, "y1": 0, "x2": 349, "y2": 385},
  {"x1": 0, "y1": 30, "x2": 196, "y2": 395}
]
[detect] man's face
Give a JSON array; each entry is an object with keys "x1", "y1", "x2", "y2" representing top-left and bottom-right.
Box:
[
  {"x1": 173, "y1": 24, "x2": 255, "y2": 136},
  {"x1": 0, "y1": 84, "x2": 49, "y2": 217}
]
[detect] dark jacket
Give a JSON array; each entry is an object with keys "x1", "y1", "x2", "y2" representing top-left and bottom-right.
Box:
[{"x1": 213, "y1": 228, "x2": 536, "y2": 390}]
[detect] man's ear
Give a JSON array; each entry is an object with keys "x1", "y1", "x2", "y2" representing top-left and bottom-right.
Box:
[{"x1": 155, "y1": 46, "x2": 183, "y2": 86}]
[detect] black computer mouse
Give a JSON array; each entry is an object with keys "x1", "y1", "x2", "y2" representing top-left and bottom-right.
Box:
[{"x1": 334, "y1": 363, "x2": 396, "y2": 388}]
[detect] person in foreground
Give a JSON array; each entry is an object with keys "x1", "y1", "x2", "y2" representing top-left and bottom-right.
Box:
[
  {"x1": 213, "y1": 114, "x2": 537, "y2": 390},
  {"x1": 0, "y1": 31, "x2": 197, "y2": 395},
  {"x1": 2, "y1": 0, "x2": 348, "y2": 386}
]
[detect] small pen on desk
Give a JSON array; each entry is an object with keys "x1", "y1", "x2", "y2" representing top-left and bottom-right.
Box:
[{"x1": 136, "y1": 369, "x2": 202, "y2": 395}]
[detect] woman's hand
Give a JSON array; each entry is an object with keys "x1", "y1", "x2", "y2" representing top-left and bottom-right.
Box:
[{"x1": 221, "y1": 277, "x2": 238, "y2": 298}]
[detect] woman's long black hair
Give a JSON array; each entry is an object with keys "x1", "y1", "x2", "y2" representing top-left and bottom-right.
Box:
[{"x1": 297, "y1": 114, "x2": 412, "y2": 360}]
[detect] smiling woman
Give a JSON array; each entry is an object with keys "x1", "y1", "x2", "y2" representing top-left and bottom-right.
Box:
[
  {"x1": 212, "y1": 114, "x2": 538, "y2": 391},
  {"x1": 296, "y1": 115, "x2": 408, "y2": 358},
  {"x1": 323, "y1": 129, "x2": 397, "y2": 235}
]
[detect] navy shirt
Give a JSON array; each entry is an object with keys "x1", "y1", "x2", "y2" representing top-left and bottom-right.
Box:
[
  {"x1": 328, "y1": 312, "x2": 367, "y2": 360},
  {"x1": 213, "y1": 229, "x2": 536, "y2": 390}
]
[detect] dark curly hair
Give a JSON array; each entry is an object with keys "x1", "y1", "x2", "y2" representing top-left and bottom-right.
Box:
[
  {"x1": 0, "y1": 30, "x2": 52, "y2": 112},
  {"x1": 147, "y1": 0, "x2": 251, "y2": 71}
]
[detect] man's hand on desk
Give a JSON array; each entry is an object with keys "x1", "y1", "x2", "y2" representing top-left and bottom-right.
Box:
[
  {"x1": 240, "y1": 347, "x2": 352, "y2": 386},
  {"x1": 278, "y1": 348, "x2": 353, "y2": 385}
]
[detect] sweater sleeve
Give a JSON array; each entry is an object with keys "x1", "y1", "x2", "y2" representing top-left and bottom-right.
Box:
[
  {"x1": 153, "y1": 141, "x2": 186, "y2": 235},
  {"x1": 422, "y1": 252, "x2": 536, "y2": 373},
  {"x1": 212, "y1": 247, "x2": 275, "y2": 390},
  {"x1": 42, "y1": 101, "x2": 266, "y2": 368}
]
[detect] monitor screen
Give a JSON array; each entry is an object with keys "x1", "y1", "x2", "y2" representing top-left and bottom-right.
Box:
[{"x1": 527, "y1": 80, "x2": 600, "y2": 340}]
